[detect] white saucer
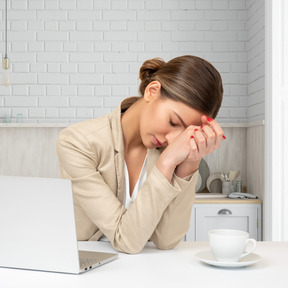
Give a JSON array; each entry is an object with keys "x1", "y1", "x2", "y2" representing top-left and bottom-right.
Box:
[{"x1": 195, "y1": 250, "x2": 262, "y2": 268}]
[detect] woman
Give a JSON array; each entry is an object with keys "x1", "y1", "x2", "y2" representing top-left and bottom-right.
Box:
[{"x1": 56, "y1": 55, "x2": 224, "y2": 254}]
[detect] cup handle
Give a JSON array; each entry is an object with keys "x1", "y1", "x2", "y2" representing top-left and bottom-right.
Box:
[{"x1": 240, "y1": 238, "x2": 257, "y2": 259}]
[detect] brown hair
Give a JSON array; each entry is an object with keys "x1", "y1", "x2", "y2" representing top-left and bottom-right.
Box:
[{"x1": 139, "y1": 55, "x2": 223, "y2": 118}]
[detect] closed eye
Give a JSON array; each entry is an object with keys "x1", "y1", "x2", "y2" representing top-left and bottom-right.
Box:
[{"x1": 169, "y1": 120, "x2": 178, "y2": 127}]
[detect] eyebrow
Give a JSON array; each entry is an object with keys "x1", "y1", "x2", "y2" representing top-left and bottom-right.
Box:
[{"x1": 173, "y1": 111, "x2": 188, "y2": 128}]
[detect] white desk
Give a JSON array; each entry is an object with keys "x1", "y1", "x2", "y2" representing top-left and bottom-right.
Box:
[{"x1": 0, "y1": 241, "x2": 287, "y2": 288}]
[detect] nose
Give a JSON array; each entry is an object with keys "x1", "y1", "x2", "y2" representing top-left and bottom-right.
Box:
[{"x1": 165, "y1": 130, "x2": 181, "y2": 145}]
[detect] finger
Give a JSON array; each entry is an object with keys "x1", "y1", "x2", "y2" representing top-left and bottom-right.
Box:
[
  {"x1": 193, "y1": 129, "x2": 207, "y2": 158},
  {"x1": 200, "y1": 125, "x2": 217, "y2": 152},
  {"x1": 201, "y1": 124, "x2": 223, "y2": 151},
  {"x1": 189, "y1": 136, "x2": 200, "y2": 161},
  {"x1": 201, "y1": 115, "x2": 226, "y2": 141}
]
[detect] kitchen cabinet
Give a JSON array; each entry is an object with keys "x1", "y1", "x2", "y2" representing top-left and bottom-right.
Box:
[{"x1": 185, "y1": 198, "x2": 262, "y2": 241}]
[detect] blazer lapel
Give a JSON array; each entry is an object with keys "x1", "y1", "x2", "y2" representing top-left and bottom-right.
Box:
[
  {"x1": 110, "y1": 97, "x2": 161, "y2": 203},
  {"x1": 110, "y1": 105, "x2": 125, "y2": 203},
  {"x1": 114, "y1": 152, "x2": 124, "y2": 203}
]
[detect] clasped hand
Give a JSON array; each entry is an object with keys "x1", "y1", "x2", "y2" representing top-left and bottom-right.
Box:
[{"x1": 157, "y1": 115, "x2": 225, "y2": 180}]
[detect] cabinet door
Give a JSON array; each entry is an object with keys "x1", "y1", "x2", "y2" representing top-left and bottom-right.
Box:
[{"x1": 186, "y1": 204, "x2": 261, "y2": 241}]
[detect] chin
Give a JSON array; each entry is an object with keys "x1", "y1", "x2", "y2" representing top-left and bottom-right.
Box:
[{"x1": 143, "y1": 141, "x2": 154, "y2": 149}]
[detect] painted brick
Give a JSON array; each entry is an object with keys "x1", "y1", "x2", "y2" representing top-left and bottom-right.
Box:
[
  {"x1": 61, "y1": 86, "x2": 77, "y2": 97},
  {"x1": 76, "y1": 21, "x2": 93, "y2": 31},
  {"x1": 46, "y1": 85, "x2": 61, "y2": 96},
  {"x1": 103, "y1": 11, "x2": 136, "y2": 21},
  {"x1": 9, "y1": 31, "x2": 35, "y2": 42},
  {"x1": 93, "y1": 108, "x2": 111, "y2": 118},
  {"x1": 12, "y1": 85, "x2": 28, "y2": 96},
  {"x1": 139, "y1": 31, "x2": 170, "y2": 41},
  {"x1": 39, "y1": 97, "x2": 68, "y2": 107},
  {"x1": 37, "y1": 11, "x2": 67, "y2": 21},
  {"x1": 111, "y1": 85, "x2": 129, "y2": 96},
  {"x1": 29, "y1": 85, "x2": 46, "y2": 96},
  {"x1": 28, "y1": 0, "x2": 45, "y2": 10},
  {"x1": 44, "y1": 1, "x2": 59, "y2": 10},
  {"x1": 146, "y1": 0, "x2": 162, "y2": 10},
  {"x1": 28, "y1": 42, "x2": 44, "y2": 52},
  {"x1": 13, "y1": 63, "x2": 29, "y2": 73},
  {"x1": 2, "y1": 0, "x2": 265, "y2": 123},
  {"x1": 30, "y1": 63, "x2": 46, "y2": 73},
  {"x1": 112, "y1": 43, "x2": 129, "y2": 52},
  {"x1": 29, "y1": 108, "x2": 46, "y2": 118},
  {"x1": 47, "y1": 63, "x2": 60, "y2": 73},
  {"x1": 9, "y1": 11, "x2": 36, "y2": 20},
  {"x1": 59, "y1": 21, "x2": 76, "y2": 31},
  {"x1": 104, "y1": 31, "x2": 137, "y2": 42},
  {"x1": 45, "y1": 21, "x2": 58, "y2": 31},
  {"x1": 61, "y1": 63, "x2": 77, "y2": 73},
  {"x1": 112, "y1": 63, "x2": 129, "y2": 73},
  {"x1": 69, "y1": 52, "x2": 102, "y2": 63},
  {"x1": 104, "y1": 52, "x2": 137, "y2": 62},
  {"x1": 104, "y1": 96, "x2": 125, "y2": 108},
  {"x1": 77, "y1": 1, "x2": 93, "y2": 10},
  {"x1": 76, "y1": 108, "x2": 94, "y2": 118},
  {"x1": 78, "y1": 86, "x2": 94, "y2": 96},
  {"x1": 5, "y1": 96, "x2": 37, "y2": 107},
  {"x1": 59, "y1": 108, "x2": 76, "y2": 118},
  {"x1": 104, "y1": 74, "x2": 136, "y2": 85},
  {"x1": 137, "y1": 11, "x2": 170, "y2": 20},
  {"x1": 27, "y1": 21, "x2": 44, "y2": 31},
  {"x1": 69, "y1": 31, "x2": 102, "y2": 41},
  {"x1": 38, "y1": 73, "x2": 68, "y2": 84},
  {"x1": 111, "y1": 0, "x2": 128, "y2": 10},
  {"x1": 44, "y1": 42, "x2": 63, "y2": 52},
  {"x1": 94, "y1": 86, "x2": 111, "y2": 96},
  {"x1": 45, "y1": 108, "x2": 58, "y2": 118},
  {"x1": 11, "y1": 21, "x2": 27, "y2": 31},
  {"x1": 78, "y1": 63, "x2": 95, "y2": 73},
  {"x1": 70, "y1": 74, "x2": 102, "y2": 85},
  {"x1": 69, "y1": 97, "x2": 103, "y2": 107},
  {"x1": 110, "y1": 21, "x2": 127, "y2": 31},
  {"x1": 162, "y1": 0, "x2": 179, "y2": 9},
  {"x1": 12, "y1": 73, "x2": 37, "y2": 84},
  {"x1": 128, "y1": 1, "x2": 144, "y2": 10},
  {"x1": 37, "y1": 31, "x2": 68, "y2": 41}
]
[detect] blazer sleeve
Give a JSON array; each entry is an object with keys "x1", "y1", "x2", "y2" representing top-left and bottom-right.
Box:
[
  {"x1": 56, "y1": 127, "x2": 188, "y2": 254},
  {"x1": 150, "y1": 172, "x2": 198, "y2": 250}
]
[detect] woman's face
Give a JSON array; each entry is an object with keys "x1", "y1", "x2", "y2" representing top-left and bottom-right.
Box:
[{"x1": 140, "y1": 90, "x2": 204, "y2": 149}]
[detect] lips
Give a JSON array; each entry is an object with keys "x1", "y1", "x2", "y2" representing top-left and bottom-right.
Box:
[{"x1": 152, "y1": 136, "x2": 163, "y2": 147}]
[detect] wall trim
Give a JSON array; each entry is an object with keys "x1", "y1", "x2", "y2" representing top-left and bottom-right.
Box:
[{"x1": 265, "y1": 0, "x2": 288, "y2": 241}]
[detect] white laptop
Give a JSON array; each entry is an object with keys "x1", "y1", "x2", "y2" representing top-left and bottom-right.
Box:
[{"x1": 0, "y1": 176, "x2": 118, "y2": 274}]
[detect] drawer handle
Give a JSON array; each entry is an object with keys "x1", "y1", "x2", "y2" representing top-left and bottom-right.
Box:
[{"x1": 218, "y1": 209, "x2": 232, "y2": 215}]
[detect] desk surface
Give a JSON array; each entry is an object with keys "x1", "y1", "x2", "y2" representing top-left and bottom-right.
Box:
[{"x1": 1, "y1": 241, "x2": 287, "y2": 288}]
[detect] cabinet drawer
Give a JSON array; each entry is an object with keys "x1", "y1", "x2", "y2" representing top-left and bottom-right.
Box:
[{"x1": 186, "y1": 203, "x2": 261, "y2": 241}]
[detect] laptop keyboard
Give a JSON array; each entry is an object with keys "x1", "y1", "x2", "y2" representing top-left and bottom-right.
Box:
[
  {"x1": 80, "y1": 257, "x2": 98, "y2": 266},
  {"x1": 78, "y1": 250, "x2": 118, "y2": 270}
]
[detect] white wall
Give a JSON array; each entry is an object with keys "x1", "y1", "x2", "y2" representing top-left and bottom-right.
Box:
[
  {"x1": 265, "y1": 0, "x2": 288, "y2": 241},
  {"x1": 0, "y1": 0, "x2": 255, "y2": 124}
]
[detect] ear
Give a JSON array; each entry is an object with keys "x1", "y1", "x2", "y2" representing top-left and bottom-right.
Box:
[{"x1": 143, "y1": 81, "x2": 161, "y2": 103}]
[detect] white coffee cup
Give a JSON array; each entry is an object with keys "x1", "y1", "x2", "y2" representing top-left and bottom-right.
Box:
[{"x1": 208, "y1": 229, "x2": 257, "y2": 262}]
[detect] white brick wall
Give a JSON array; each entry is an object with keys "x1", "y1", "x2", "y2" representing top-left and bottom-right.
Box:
[
  {"x1": 0, "y1": 0, "x2": 264, "y2": 123},
  {"x1": 246, "y1": 0, "x2": 265, "y2": 122}
]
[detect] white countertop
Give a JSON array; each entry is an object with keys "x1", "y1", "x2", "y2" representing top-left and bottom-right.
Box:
[{"x1": 0, "y1": 240, "x2": 286, "y2": 288}]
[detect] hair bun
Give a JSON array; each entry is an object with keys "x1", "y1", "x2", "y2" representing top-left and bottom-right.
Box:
[{"x1": 139, "y1": 58, "x2": 166, "y2": 81}]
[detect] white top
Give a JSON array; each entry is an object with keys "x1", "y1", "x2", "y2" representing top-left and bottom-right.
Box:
[
  {"x1": 123, "y1": 156, "x2": 147, "y2": 209},
  {"x1": 99, "y1": 156, "x2": 147, "y2": 242}
]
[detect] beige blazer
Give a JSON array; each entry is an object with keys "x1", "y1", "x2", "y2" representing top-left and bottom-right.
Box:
[{"x1": 56, "y1": 98, "x2": 198, "y2": 254}]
